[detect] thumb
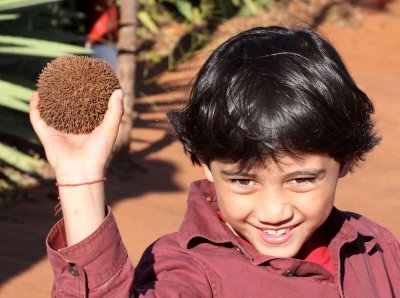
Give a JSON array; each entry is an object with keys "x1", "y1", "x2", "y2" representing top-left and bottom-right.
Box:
[
  {"x1": 101, "y1": 89, "x2": 124, "y2": 139},
  {"x1": 29, "y1": 91, "x2": 52, "y2": 143}
]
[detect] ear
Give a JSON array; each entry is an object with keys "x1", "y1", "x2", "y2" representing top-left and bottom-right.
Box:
[
  {"x1": 201, "y1": 163, "x2": 214, "y2": 182},
  {"x1": 339, "y1": 161, "x2": 351, "y2": 178}
]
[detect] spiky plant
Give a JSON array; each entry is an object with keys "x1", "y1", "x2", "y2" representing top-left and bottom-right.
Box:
[{"x1": 37, "y1": 55, "x2": 120, "y2": 134}]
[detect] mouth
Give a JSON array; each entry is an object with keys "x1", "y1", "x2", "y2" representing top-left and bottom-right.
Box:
[
  {"x1": 256, "y1": 225, "x2": 298, "y2": 245},
  {"x1": 263, "y1": 227, "x2": 292, "y2": 235}
]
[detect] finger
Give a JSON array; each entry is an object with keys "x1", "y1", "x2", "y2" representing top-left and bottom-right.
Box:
[{"x1": 100, "y1": 89, "x2": 124, "y2": 140}]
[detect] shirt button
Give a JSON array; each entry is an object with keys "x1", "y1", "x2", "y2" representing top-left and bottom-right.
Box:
[
  {"x1": 67, "y1": 264, "x2": 79, "y2": 277},
  {"x1": 206, "y1": 196, "x2": 213, "y2": 202},
  {"x1": 283, "y1": 269, "x2": 295, "y2": 277},
  {"x1": 234, "y1": 246, "x2": 244, "y2": 255}
]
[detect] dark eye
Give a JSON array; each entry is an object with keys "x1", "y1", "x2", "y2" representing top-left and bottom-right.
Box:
[
  {"x1": 291, "y1": 177, "x2": 315, "y2": 185},
  {"x1": 231, "y1": 179, "x2": 255, "y2": 188},
  {"x1": 236, "y1": 179, "x2": 251, "y2": 185}
]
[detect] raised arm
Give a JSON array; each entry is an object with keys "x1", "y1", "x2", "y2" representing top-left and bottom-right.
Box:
[
  {"x1": 31, "y1": 90, "x2": 213, "y2": 296},
  {"x1": 29, "y1": 90, "x2": 124, "y2": 245}
]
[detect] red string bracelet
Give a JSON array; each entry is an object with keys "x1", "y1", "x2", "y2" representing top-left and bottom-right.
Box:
[
  {"x1": 55, "y1": 177, "x2": 107, "y2": 187},
  {"x1": 53, "y1": 178, "x2": 107, "y2": 216}
]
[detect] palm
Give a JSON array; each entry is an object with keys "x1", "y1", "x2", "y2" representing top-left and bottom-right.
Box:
[
  {"x1": 29, "y1": 91, "x2": 123, "y2": 179},
  {"x1": 43, "y1": 127, "x2": 110, "y2": 176}
]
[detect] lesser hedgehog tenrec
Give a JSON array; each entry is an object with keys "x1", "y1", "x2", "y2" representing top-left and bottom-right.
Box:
[{"x1": 37, "y1": 55, "x2": 121, "y2": 134}]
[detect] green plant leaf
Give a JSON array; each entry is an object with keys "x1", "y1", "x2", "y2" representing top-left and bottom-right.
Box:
[
  {"x1": 231, "y1": 0, "x2": 241, "y2": 7},
  {"x1": 0, "y1": 97, "x2": 29, "y2": 112},
  {"x1": 0, "y1": 98, "x2": 29, "y2": 113},
  {"x1": 1, "y1": 28, "x2": 86, "y2": 44},
  {"x1": 138, "y1": 10, "x2": 159, "y2": 34},
  {"x1": 0, "y1": 0, "x2": 60, "y2": 12},
  {"x1": 0, "y1": 35, "x2": 91, "y2": 57},
  {"x1": 243, "y1": 0, "x2": 259, "y2": 15},
  {"x1": 259, "y1": 0, "x2": 270, "y2": 6},
  {"x1": 0, "y1": 79, "x2": 32, "y2": 113},
  {"x1": 199, "y1": 0, "x2": 216, "y2": 20},
  {"x1": 175, "y1": 0, "x2": 193, "y2": 23},
  {"x1": 0, "y1": 13, "x2": 19, "y2": 21},
  {"x1": 0, "y1": 142, "x2": 47, "y2": 175},
  {"x1": 192, "y1": 7, "x2": 202, "y2": 25},
  {"x1": 0, "y1": 79, "x2": 32, "y2": 103}
]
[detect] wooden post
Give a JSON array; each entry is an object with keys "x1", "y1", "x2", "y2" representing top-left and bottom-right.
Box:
[{"x1": 115, "y1": 0, "x2": 138, "y2": 155}]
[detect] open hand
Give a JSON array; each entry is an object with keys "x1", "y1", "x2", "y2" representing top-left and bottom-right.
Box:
[{"x1": 29, "y1": 90, "x2": 124, "y2": 183}]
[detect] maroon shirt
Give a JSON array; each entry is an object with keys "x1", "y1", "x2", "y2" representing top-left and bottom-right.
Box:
[{"x1": 47, "y1": 180, "x2": 400, "y2": 297}]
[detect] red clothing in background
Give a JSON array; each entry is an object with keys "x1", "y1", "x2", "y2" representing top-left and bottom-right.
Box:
[
  {"x1": 47, "y1": 180, "x2": 400, "y2": 297},
  {"x1": 86, "y1": 0, "x2": 118, "y2": 45}
]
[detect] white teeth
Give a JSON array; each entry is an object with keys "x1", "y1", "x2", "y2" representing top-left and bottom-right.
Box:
[
  {"x1": 263, "y1": 228, "x2": 290, "y2": 235},
  {"x1": 265, "y1": 230, "x2": 277, "y2": 235},
  {"x1": 276, "y1": 228, "x2": 289, "y2": 235}
]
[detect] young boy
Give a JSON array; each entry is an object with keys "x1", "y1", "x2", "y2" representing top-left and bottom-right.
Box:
[{"x1": 30, "y1": 26, "x2": 400, "y2": 297}]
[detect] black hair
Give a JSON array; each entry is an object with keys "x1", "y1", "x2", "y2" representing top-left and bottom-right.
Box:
[{"x1": 168, "y1": 26, "x2": 380, "y2": 169}]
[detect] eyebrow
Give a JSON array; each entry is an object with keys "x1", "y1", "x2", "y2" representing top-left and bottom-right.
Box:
[
  {"x1": 220, "y1": 169, "x2": 257, "y2": 178},
  {"x1": 220, "y1": 168, "x2": 326, "y2": 179},
  {"x1": 283, "y1": 169, "x2": 326, "y2": 179}
]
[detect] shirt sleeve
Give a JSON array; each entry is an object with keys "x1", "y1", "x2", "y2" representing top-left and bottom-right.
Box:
[
  {"x1": 46, "y1": 207, "x2": 214, "y2": 297},
  {"x1": 381, "y1": 226, "x2": 400, "y2": 262},
  {"x1": 46, "y1": 207, "x2": 134, "y2": 297}
]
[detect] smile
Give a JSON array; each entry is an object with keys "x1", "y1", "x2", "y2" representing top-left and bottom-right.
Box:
[
  {"x1": 256, "y1": 225, "x2": 298, "y2": 245},
  {"x1": 263, "y1": 228, "x2": 291, "y2": 235}
]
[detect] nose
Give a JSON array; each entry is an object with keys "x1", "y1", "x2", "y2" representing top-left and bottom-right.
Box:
[{"x1": 254, "y1": 188, "x2": 294, "y2": 225}]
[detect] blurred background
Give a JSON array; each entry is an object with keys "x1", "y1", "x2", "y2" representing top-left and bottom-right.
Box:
[{"x1": 0, "y1": 0, "x2": 398, "y2": 296}]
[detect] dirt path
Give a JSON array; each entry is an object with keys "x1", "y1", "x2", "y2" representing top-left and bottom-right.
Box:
[{"x1": 1, "y1": 2, "x2": 399, "y2": 296}]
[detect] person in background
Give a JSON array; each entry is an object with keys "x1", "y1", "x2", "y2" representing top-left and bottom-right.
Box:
[{"x1": 85, "y1": 0, "x2": 118, "y2": 70}]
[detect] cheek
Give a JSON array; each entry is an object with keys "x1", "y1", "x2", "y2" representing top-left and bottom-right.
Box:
[
  {"x1": 217, "y1": 193, "x2": 253, "y2": 222},
  {"x1": 300, "y1": 188, "x2": 336, "y2": 222}
]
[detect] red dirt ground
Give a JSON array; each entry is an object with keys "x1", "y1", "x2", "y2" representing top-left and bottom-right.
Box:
[{"x1": 0, "y1": 2, "x2": 399, "y2": 296}]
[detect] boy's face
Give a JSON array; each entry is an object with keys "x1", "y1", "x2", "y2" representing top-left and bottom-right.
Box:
[{"x1": 202, "y1": 153, "x2": 348, "y2": 258}]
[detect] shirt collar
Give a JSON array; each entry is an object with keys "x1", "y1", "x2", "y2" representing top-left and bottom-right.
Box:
[
  {"x1": 326, "y1": 208, "x2": 377, "y2": 254},
  {"x1": 177, "y1": 180, "x2": 235, "y2": 248}
]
